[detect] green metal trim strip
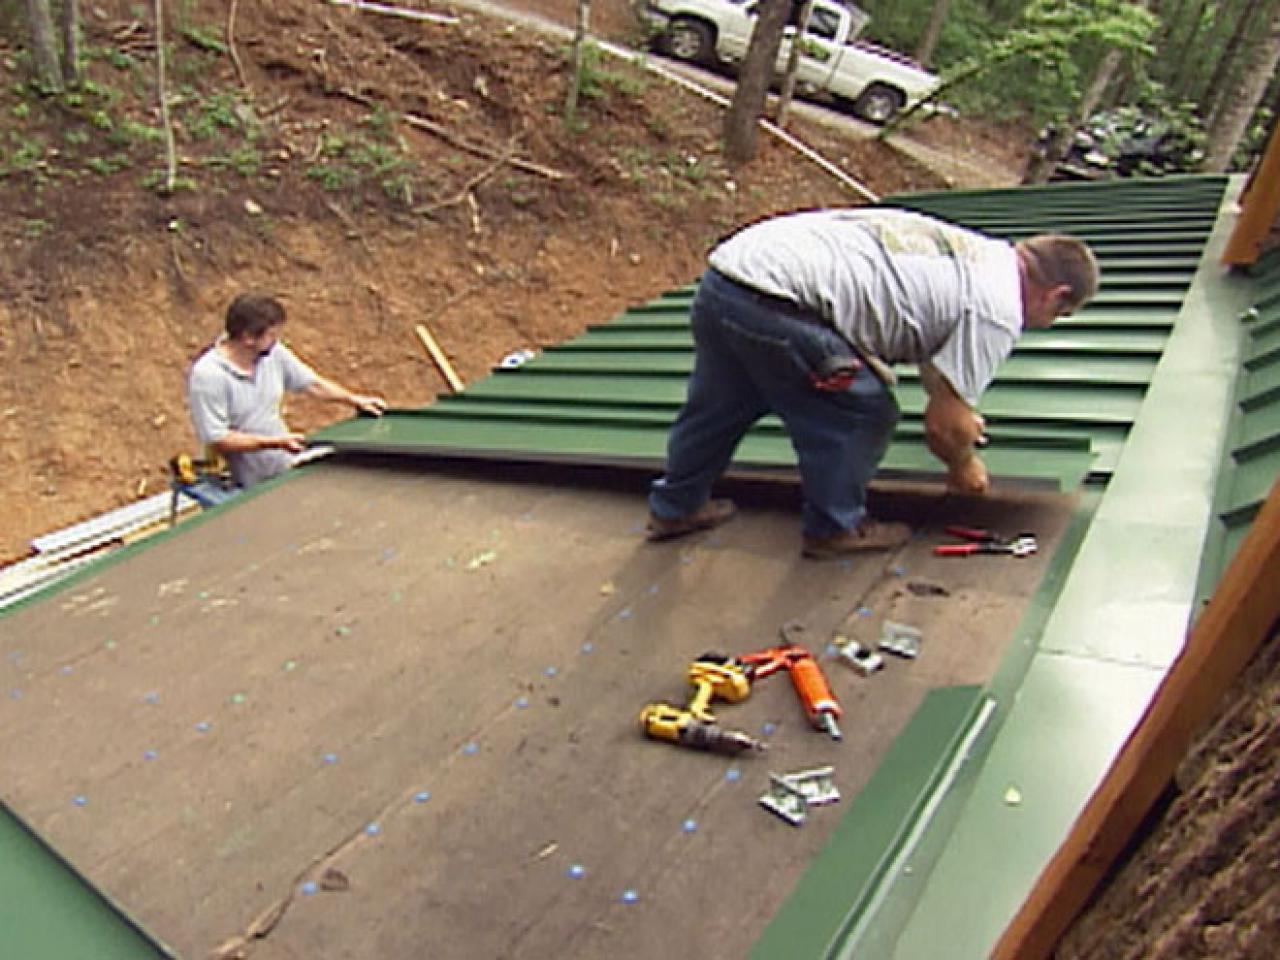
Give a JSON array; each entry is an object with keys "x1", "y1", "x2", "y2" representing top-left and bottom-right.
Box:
[
  {"x1": 1196, "y1": 250, "x2": 1280, "y2": 600},
  {"x1": 0, "y1": 802, "x2": 173, "y2": 960},
  {"x1": 748, "y1": 685, "x2": 988, "y2": 960},
  {"x1": 885, "y1": 175, "x2": 1250, "y2": 960}
]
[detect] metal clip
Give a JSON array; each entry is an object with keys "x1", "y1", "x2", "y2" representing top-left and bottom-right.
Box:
[
  {"x1": 834, "y1": 640, "x2": 884, "y2": 676},
  {"x1": 878, "y1": 620, "x2": 922, "y2": 659},
  {"x1": 759, "y1": 774, "x2": 809, "y2": 826},
  {"x1": 779, "y1": 766, "x2": 840, "y2": 806}
]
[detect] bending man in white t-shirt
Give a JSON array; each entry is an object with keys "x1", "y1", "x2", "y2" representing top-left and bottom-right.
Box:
[
  {"x1": 187, "y1": 292, "x2": 386, "y2": 491},
  {"x1": 646, "y1": 207, "x2": 1099, "y2": 559}
]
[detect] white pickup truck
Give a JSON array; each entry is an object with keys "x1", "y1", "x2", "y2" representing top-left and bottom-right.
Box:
[{"x1": 641, "y1": 0, "x2": 939, "y2": 123}]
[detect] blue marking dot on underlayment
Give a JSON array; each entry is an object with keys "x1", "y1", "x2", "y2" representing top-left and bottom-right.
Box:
[
  {"x1": 891, "y1": 565, "x2": 906, "y2": 576},
  {"x1": 364, "y1": 823, "x2": 381, "y2": 837},
  {"x1": 514, "y1": 696, "x2": 530, "y2": 709},
  {"x1": 194, "y1": 721, "x2": 211, "y2": 733},
  {"x1": 543, "y1": 666, "x2": 558, "y2": 678},
  {"x1": 617, "y1": 607, "x2": 633, "y2": 621},
  {"x1": 858, "y1": 606, "x2": 872, "y2": 617},
  {"x1": 462, "y1": 742, "x2": 479, "y2": 756},
  {"x1": 825, "y1": 643, "x2": 839, "y2": 657},
  {"x1": 566, "y1": 864, "x2": 586, "y2": 879},
  {"x1": 724, "y1": 767, "x2": 742, "y2": 783},
  {"x1": 681, "y1": 818, "x2": 698, "y2": 834},
  {"x1": 143, "y1": 750, "x2": 158, "y2": 761},
  {"x1": 300, "y1": 881, "x2": 318, "y2": 896},
  {"x1": 762, "y1": 722, "x2": 777, "y2": 736},
  {"x1": 581, "y1": 642, "x2": 594, "y2": 654},
  {"x1": 143, "y1": 691, "x2": 160, "y2": 704},
  {"x1": 620, "y1": 889, "x2": 640, "y2": 904},
  {"x1": 59, "y1": 665, "x2": 73, "y2": 676},
  {"x1": 72, "y1": 795, "x2": 87, "y2": 807},
  {"x1": 647, "y1": 584, "x2": 660, "y2": 595},
  {"x1": 322, "y1": 753, "x2": 339, "y2": 765},
  {"x1": 413, "y1": 791, "x2": 431, "y2": 804},
  {"x1": 8, "y1": 689, "x2": 21, "y2": 700}
]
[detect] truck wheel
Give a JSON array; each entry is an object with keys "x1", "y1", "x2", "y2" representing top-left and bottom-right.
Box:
[
  {"x1": 852, "y1": 84, "x2": 905, "y2": 125},
  {"x1": 666, "y1": 18, "x2": 715, "y2": 66}
]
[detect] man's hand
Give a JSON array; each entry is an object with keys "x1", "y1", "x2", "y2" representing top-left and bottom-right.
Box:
[
  {"x1": 947, "y1": 454, "x2": 989, "y2": 495},
  {"x1": 272, "y1": 432, "x2": 307, "y2": 454},
  {"x1": 350, "y1": 393, "x2": 387, "y2": 416}
]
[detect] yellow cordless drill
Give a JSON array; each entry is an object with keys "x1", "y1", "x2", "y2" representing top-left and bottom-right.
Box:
[{"x1": 639, "y1": 654, "x2": 766, "y2": 756}]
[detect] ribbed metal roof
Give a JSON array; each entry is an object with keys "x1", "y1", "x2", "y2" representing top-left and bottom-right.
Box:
[
  {"x1": 1199, "y1": 248, "x2": 1280, "y2": 592},
  {"x1": 319, "y1": 175, "x2": 1229, "y2": 491}
]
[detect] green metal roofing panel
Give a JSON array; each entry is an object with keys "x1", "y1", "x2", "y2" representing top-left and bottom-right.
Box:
[
  {"x1": 1, "y1": 802, "x2": 171, "y2": 960},
  {"x1": 1197, "y1": 249, "x2": 1280, "y2": 596},
  {"x1": 318, "y1": 175, "x2": 1229, "y2": 491}
]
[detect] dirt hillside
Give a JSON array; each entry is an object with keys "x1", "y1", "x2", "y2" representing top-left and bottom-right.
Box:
[{"x1": 0, "y1": 0, "x2": 992, "y2": 563}]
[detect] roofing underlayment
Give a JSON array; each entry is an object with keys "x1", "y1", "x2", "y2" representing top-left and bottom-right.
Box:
[{"x1": 3, "y1": 174, "x2": 1275, "y2": 960}]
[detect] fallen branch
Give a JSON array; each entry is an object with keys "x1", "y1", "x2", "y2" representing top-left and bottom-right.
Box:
[
  {"x1": 327, "y1": 0, "x2": 459, "y2": 25},
  {"x1": 403, "y1": 112, "x2": 568, "y2": 181},
  {"x1": 414, "y1": 145, "x2": 509, "y2": 217}
]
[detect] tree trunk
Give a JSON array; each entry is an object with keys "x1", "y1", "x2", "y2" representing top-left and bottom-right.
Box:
[
  {"x1": 723, "y1": 0, "x2": 791, "y2": 164},
  {"x1": 564, "y1": 0, "x2": 590, "y2": 123},
  {"x1": 1203, "y1": 0, "x2": 1266, "y2": 125},
  {"x1": 1169, "y1": 0, "x2": 1210, "y2": 100},
  {"x1": 24, "y1": 0, "x2": 63, "y2": 90},
  {"x1": 1204, "y1": 1, "x2": 1280, "y2": 170},
  {"x1": 1022, "y1": 47, "x2": 1123, "y2": 183},
  {"x1": 915, "y1": 0, "x2": 953, "y2": 67},
  {"x1": 775, "y1": 0, "x2": 814, "y2": 129},
  {"x1": 60, "y1": 0, "x2": 80, "y2": 85}
]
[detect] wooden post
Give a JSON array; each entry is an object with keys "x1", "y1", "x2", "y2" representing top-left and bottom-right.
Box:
[
  {"x1": 414, "y1": 324, "x2": 465, "y2": 393},
  {"x1": 1222, "y1": 117, "x2": 1280, "y2": 267},
  {"x1": 991, "y1": 477, "x2": 1280, "y2": 960}
]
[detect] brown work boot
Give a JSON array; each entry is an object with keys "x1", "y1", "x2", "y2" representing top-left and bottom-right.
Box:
[
  {"x1": 802, "y1": 519, "x2": 912, "y2": 559},
  {"x1": 646, "y1": 499, "x2": 738, "y2": 542}
]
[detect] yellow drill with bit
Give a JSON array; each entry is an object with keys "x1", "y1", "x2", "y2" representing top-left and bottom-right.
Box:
[{"x1": 639, "y1": 654, "x2": 766, "y2": 756}]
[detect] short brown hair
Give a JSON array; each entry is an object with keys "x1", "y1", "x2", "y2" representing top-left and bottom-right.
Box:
[
  {"x1": 1018, "y1": 235, "x2": 1100, "y2": 311},
  {"x1": 225, "y1": 293, "x2": 285, "y2": 339}
]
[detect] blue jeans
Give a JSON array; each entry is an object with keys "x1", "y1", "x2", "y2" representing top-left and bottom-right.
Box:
[{"x1": 649, "y1": 269, "x2": 899, "y2": 538}]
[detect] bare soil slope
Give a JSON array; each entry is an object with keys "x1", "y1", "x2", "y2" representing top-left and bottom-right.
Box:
[{"x1": 0, "y1": 0, "x2": 954, "y2": 562}]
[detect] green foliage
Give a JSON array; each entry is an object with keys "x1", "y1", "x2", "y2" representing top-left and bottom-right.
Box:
[
  {"x1": 568, "y1": 40, "x2": 649, "y2": 107},
  {"x1": 180, "y1": 25, "x2": 228, "y2": 55},
  {"x1": 891, "y1": 0, "x2": 1157, "y2": 126},
  {"x1": 84, "y1": 153, "x2": 130, "y2": 176},
  {"x1": 0, "y1": 132, "x2": 47, "y2": 178},
  {"x1": 203, "y1": 144, "x2": 263, "y2": 178},
  {"x1": 106, "y1": 119, "x2": 164, "y2": 147},
  {"x1": 304, "y1": 126, "x2": 415, "y2": 198},
  {"x1": 185, "y1": 91, "x2": 254, "y2": 140}
]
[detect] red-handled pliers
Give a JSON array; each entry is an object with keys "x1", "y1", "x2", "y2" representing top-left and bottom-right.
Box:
[{"x1": 933, "y1": 525, "x2": 1038, "y2": 558}]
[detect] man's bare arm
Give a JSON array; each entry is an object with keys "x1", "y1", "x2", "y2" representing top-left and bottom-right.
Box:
[
  {"x1": 210, "y1": 430, "x2": 306, "y2": 456},
  {"x1": 920, "y1": 363, "x2": 989, "y2": 495},
  {"x1": 303, "y1": 376, "x2": 387, "y2": 416}
]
